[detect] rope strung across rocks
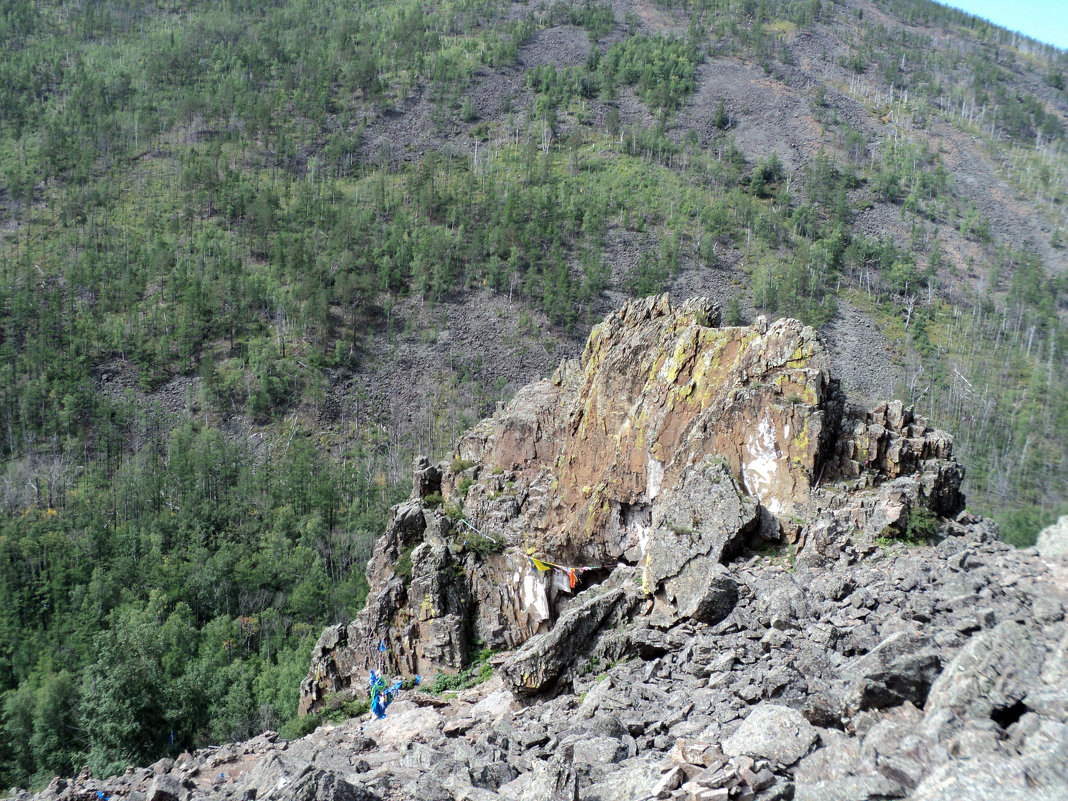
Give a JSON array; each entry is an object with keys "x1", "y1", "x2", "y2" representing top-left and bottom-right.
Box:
[{"x1": 458, "y1": 517, "x2": 503, "y2": 545}]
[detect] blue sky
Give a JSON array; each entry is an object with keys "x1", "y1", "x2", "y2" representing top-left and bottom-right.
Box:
[{"x1": 940, "y1": 1, "x2": 1068, "y2": 51}]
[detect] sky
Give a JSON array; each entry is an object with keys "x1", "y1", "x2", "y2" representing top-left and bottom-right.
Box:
[{"x1": 939, "y1": 1, "x2": 1068, "y2": 51}]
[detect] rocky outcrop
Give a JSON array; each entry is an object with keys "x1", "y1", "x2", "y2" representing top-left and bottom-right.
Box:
[
  {"x1": 42, "y1": 297, "x2": 1068, "y2": 801},
  {"x1": 300, "y1": 296, "x2": 964, "y2": 711}
]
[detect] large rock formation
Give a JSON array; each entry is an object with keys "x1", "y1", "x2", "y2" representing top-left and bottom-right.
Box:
[
  {"x1": 299, "y1": 296, "x2": 963, "y2": 712},
  {"x1": 23, "y1": 297, "x2": 1068, "y2": 801}
]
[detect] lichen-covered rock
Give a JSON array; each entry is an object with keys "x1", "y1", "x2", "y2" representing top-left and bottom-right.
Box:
[{"x1": 301, "y1": 296, "x2": 967, "y2": 713}]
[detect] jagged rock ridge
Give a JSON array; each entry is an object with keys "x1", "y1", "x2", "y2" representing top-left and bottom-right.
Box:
[{"x1": 301, "y1": 295, "x2": 962, "y2": 701}]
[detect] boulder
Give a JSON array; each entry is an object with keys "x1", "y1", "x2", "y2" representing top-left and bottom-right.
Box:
[
  {"x1": 923, "y1": 621, "x2": 1047, "y2": 724},
  {"x1": 688, "y1": 567, "x2": 740, "y2": 625},
  {"x1": 500, "y1": 588, "x2": 627, "y2": 695},
  {"x1": 910, "y1": 752, "x2": 1068, "y2": 801},
  {"x1": 146, "y1": 776, "x2": 183, "y2": 801},
  {"x1": 284, "y1": 770, "x2": 381, "y2": 801},
  {"x1": 722, "y1": 704, "x2": 819, "y2": 766},
  {"x1": 644, "y1": 460, "x2": 756, "y2": 617},
  {"x1": 844, "y1": 631, "x2": 942, "y2": 711},
  {"x1": 1037, "y1": 516, "x2": 1068, "y2": 559}
]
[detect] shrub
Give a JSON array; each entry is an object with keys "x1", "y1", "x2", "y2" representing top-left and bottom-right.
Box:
[
  {"x1": 725, "y1": 297, "x2": 744, "y2": 325},
  {"x1": 714, "y1": 99, "x2": 730, "y2": 129},
  {"x1": 450, "y1": 457, "x2": 476, "y2": 473},
  {"x1": 464, "y1": 531, "x2": 504, "y2": 555},
  {"x1": 321, "y1": 693, "x2": 371, "y2": 722},
  {"x1": 905, "y1": 506, "x2": 940, "y2": 542},
  {"x1": 280, "y1": 711, "x2": 322, "y2": 739},
  {"x1": 394, "y1": 545, "x2": 416, "y2": 581},
  {"x1": 426, "y1": 647, "x2": 496, "y2": 694}
]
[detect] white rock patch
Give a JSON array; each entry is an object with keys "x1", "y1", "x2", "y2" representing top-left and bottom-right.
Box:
[
  {"x1": 743, "y1": 412, "x2": 783, "y2": 515},
  {"x1": 522, "y1": 572, "x2": 550, "y2": 626},
  {"x1": 647, "y1": 455, "x2": 665, "y2": 501}
]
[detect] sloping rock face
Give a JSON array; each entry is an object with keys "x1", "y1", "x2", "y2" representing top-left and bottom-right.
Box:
[{"x1": 299, "y1": 296, "x2": 963, "y2": 712}]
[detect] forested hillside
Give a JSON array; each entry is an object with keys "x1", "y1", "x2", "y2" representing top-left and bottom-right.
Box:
[{"x1": 1, "y1": 0, "x2": 1066, "y2": 789}]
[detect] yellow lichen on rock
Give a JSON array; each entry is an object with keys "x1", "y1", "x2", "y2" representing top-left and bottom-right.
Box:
[{"x1": 298, "y1": 296, "x2": 966, "y2": 708}]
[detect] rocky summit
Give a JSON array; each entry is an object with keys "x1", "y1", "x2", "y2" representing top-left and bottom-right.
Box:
[
  {"x1": 21, "y1": 297, "x2": 1068, "y2": 801},
  {"x1": 300, "y1": 294, "x2": 963, "y2": 694}
]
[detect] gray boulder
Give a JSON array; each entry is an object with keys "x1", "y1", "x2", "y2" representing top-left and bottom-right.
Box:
[
  {"x1": 844, "y1": 631, "x2": 942, "y2": 711},
  {"x1": 722, "y1": 703, "x2": 819, "y2": 766},
  {"x1": 583, "y1": 756, "x2": 662, "y2": 801},
  {"x1": 756, "y1": 574, "x2": 811, "y2": 630},
  {"x1": 910, "y1": 750, "x2": 1068, "y2": 801},
  {"x1": 689, "y1": 566, "x2": 740, "y2": 625},
  {"x1": 1037, "y1": 515, "x2": 1068, "y2": 558},
  {"x1": 500, "y1": 588, "x2": 626, "y2": 695},
  {"x1": 146, "y1": 776, "x2": 183, "y2": 801},
  {"x1": 285, "y1": 770, "x2": 381, "y2": 801},
  {"x1": 645, "y1": 459, "x2": 757, "y2": 618},
  {"x1": 923, "y1": 621, "x2": 1047, "y2": 723}
]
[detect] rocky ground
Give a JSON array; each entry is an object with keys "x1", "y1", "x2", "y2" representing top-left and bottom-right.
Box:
[{"x1": 22, "y1": 519, "x2": 1068, "y2": 801}]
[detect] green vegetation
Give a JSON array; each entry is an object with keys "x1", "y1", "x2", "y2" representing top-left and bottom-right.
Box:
[
  {"x1": 526, "y1": 33, "x2": 699, "y2": 119},
  {"x1": 753, "y1": 539, "x2": 797, "y2": 569},
  {"x1": 905, "y1": 506, "x2": 940, "y2": 542},
  {"x1": 425, "y1": 647, "x2": 495, "y2": 694},
  {"x1": 393, "y1": 545, "x2": 417, "y2": 582},
  {"x1": 462, "y1": 531, "x2": 505, "y2": 556},
  {"x1": 0, "y1": 421, "x2": 400, "y2": 783},
  {"x1": 290, "y1": 692, "x2": 372, "y2": 737}
]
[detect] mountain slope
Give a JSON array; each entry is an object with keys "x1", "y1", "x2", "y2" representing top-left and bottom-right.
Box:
[{"x1": 1, "y1": 0, "x2": 1067, "y2": 787}]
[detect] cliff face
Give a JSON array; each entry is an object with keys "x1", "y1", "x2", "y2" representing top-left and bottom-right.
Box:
[{"x1": 299, "y1": 296, "x2": 963, "y2": 711}]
